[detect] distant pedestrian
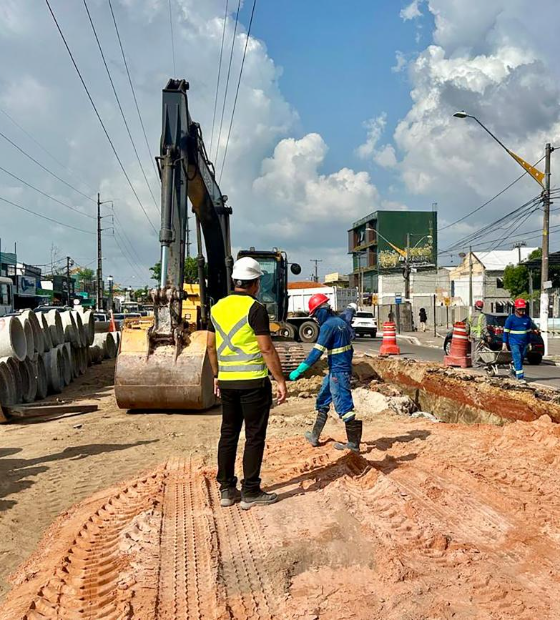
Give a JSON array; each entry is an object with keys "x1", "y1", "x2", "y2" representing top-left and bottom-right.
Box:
[
  {"x1": 388, "y1": 310, "x2": 395, "y2": 323},
  {"x1": 503, "y1": 298, "x2": 537, "y2": 382},
  {"x1": 419, "y1": 308, "x2": 427, "y2": 332}
]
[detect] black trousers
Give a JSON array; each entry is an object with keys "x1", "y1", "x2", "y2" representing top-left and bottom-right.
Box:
[{"x1": 217, "y1": 379, "x2": 272, "y2": 495}]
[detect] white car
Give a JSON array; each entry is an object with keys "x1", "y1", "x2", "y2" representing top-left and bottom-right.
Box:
[{"x1": 351, "y1": 311, "x2": 377, "y2": 338}]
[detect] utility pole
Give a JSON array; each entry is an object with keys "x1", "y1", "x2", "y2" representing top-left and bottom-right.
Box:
[
  {"x1": 404, "y1": 233, "x2": 411, "y2": 300},
  {"x1": 468, "y1": 246, "x2": 473, "y2": 311},
  {"x1": 97, "y1": 193, "x2": 103, "y2": 311},
  {"x1": 541, "y1": 143, "x2": 554, "y2": 356},
  {"x1": 310, "y1": 259, "x2": 322, "y2": 283},
  {"x1": 66, "y1": 256, "x2": 72, "y2": 306}
]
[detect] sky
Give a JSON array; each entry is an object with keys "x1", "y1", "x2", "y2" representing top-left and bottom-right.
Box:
[{"x1": 1, "y1": 0, "x2": 560, "y2": 288}]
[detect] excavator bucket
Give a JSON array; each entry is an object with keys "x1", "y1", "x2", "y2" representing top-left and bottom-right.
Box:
[{"x1": 115, "y1": 318, "x2": 216, "y2": 411}]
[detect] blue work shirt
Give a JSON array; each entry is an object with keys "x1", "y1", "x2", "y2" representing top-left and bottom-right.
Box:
[
  {"x1": 303, "y1": 314, "x2": 353, "y2": 372},
  {"x1": 503, "y1": 314, "x2": 535, "y2": 347},
  {"x1": 338, "y1": 307, "x2": 356, "y2": 340}
]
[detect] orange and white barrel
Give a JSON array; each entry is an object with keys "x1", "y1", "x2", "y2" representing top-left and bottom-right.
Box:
[
  {"x1": 444, "y1": 321, "x2": 472, "y2": 368},
  {"x1": 379, "y1": 321, "x2": 401, "y2": 356}
]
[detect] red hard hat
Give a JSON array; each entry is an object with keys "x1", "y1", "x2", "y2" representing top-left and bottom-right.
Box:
[
  {"x1": 514, "y1": 298, "x2": 527, "y2": 309},
  {"x1": 475, "y1": 300, "x2": 484, "y2": 309},
  {"x1": 308, "y1": 293, "x2": 330, "y2": 315}
]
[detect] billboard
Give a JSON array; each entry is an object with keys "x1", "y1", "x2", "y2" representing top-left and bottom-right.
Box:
[
  {"x1": 17, "y1": 275, "x2": 37, "y2": 297},
  {"x1": 376, "y1": 211, "x2": 437, "y2": 272}
]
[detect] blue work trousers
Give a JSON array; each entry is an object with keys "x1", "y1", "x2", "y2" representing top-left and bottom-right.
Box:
[
  {"x1": 316, "y1": 371, "x2": 355, "y2": 421},
  {"x1": 510, "y1": 343, "x2": 527, "y2": 380}
]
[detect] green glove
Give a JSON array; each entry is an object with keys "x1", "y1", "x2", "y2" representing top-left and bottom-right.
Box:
[{"x1": 289, "y1": 362, "x2": 310, "y2": 381}]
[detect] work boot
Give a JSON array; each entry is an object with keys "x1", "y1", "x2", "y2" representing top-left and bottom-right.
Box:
[
  {"x1": 220, "y1": 487, "x2": 241, "y2": 507},
  {"x1": 304, "y1": 410, "x2": 328, "y2": 447},
  {"x1": 334, "y1": 419, "x2": 363, "y2": 453},
  {"x1": 240, "y1": 490, "x2": 278, "y2": 510}
]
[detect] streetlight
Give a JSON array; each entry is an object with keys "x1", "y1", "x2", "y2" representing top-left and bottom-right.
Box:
[{"x1": 453, "y1": 110, "x2": 553, "y2": 355}]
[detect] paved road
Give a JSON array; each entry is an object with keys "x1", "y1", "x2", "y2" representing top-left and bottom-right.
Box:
[{"x1": 304, "y1": 336, "x2": 560, "y2": 389}]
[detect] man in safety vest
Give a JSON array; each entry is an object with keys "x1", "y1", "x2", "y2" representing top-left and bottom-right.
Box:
[
  {"x1": 207, "y1": 257, "x2": 287, "y2": 510},
  {"x1": 467, "y1": 300, "x2": 487, "y2": 363},
  {"x1": 502, "y1": 298, "x2": 536, "y2": 382},
  {"x1": 289, "y1": 294, "x2": 361, "y2": 452}
]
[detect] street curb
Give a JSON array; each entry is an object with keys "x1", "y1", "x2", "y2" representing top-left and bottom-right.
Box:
[{"x1": 396, "y1": 334, "x2": 444, "y2": 350}]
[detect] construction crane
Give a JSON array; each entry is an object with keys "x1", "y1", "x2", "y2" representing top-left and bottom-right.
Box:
[{"x1": 115, "y1": 79, "x2": 233, "y2": 410}]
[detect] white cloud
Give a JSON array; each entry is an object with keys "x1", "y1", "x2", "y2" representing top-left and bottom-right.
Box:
[
  {"x1": 400, "y1": 0, "x2": 423, "y2": 21},
  {"x1": 356, "y1": 114, "x2": 398, "y2": 168},
  {"x1": 392, "y1": 51, "x2": 407, "y2": 73}
]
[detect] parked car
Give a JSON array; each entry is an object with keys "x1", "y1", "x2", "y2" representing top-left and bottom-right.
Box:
[
  {"x1": 351, "y1": 311, "x2": 377, "y2": 338},
  {"x1": 443, "y1": 312, "x2": 544, "y2": 364},
  {"x1": 93, "y1": 313, "x2": 108, "y2": 322}
]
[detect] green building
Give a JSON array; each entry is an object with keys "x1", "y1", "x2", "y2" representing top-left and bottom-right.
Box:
[{"x1": 348, "y1": 210, "x2": 437, "y2": 292}]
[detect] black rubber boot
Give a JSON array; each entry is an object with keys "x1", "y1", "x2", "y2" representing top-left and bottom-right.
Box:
[
  {"x1": 334, "y1": 419, "x2": 363, "y2": 453},
  {"x1": 304, "y1": 411, "x2": 328, "y2": 447}
]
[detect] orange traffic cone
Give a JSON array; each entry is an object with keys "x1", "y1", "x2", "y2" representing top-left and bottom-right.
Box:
[
  {"x1": 109, "y1": 310, "x2": 117, "y2": 333},
  {"x1": 379, "y1": 321, "x2": 401, "y2": 355},
  {"x1": 444, "y1": 321, "x2": 472, "y2": 368}
]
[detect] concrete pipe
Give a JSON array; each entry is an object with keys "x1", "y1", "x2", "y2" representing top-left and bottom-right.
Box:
[
  {"x1": 72, "y1": 311, "x2": 86, "y2": 349},
  {"x1": 17, "y1": 318, "x2": 35, "y2": 360},
  {"x1": 88, "y1": 344, "x2": 104, "y2": 365},
  {"x1": 34, "y1": 355, "x2": 48, "y2": 400},
  {"x1": 0, "y1": 316, "x2": 27, "y2": 362},
  {"x1": 44, "y1": 348, "x2": 63, "y2": 394},
  {"x1": 40, "y1": 313, "x2": 53, "y2": 352},
  {"x1": 58, "y1": 343, "x2": 72, "y2": 386},
  {"x1": 19, "y1": 358, "x2": 37, "y2": 403},
  {"x1": 21, "y1": 310, "x2": 45, "y2": 355},
  {"x1": 109, "y1": 331, "x2": 121, "y2": 355},
  {"x1": 60, "y1": 311, "x2": 78, "y2": 346},
  {"x1": 93, "y1": 333, "x2": 116, "y2": 359},
  {"x1": 0, "y1": 356, "x2": 22, "y2": 403},
  {"x1": 0, "y1": 359, "x2": 19, "y2": 406},
  {"x1": 78, "y1": 347, "x2": 88, "y2": 375},
  {"x1": 46, "y1": 310, "x2": 64, "y2": 346},
  {"x1": 82, "y1": 310, "x2": 95, "y2": 346}
]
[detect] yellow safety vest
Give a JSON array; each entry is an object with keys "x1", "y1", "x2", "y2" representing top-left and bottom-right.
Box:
[{"x1": 210, "y1": 295, "x2": 268, "y2": 382}]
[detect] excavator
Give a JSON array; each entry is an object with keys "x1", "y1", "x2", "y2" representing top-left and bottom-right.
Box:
[{"x1": 115, "y1": 79, "x2": 304, "y2": 411}]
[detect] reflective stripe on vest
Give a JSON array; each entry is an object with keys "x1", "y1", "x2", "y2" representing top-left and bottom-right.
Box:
[
  {"x1": 328, "y1": 344, "x2": 352, "y2": 355},
  {"x1": 469, "y1": 313, "x2": 485, "y2": 337},
  {"x1": 210, "y1": 295, "x2": 268, "y2": 382}
]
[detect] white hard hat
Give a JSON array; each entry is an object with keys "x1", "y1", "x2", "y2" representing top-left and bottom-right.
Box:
[
  {"x1": 348, "y1": 302, "x2": 358, "y2": 311},
  {"x1": 232, "y1": 256, "x2": 263, "y2": 281}
]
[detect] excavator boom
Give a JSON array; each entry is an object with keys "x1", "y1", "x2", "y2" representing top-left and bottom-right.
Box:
[{"x1": 115, "y1": 79, "x2": 232, "y2": 411}]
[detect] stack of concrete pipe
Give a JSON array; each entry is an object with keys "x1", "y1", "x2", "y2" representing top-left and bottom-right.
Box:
[{"x1": 0, "y1": 308, "x2": 118, "y2": 408}]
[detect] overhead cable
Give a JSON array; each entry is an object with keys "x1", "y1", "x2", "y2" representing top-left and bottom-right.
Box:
[
  {"x1": 107, "y1": 0, "x2": 159, "y2": 181},
  {"x1": 214, "y1": 0, "x2": 242, "y2": 162},
  {"x1": 0, "y1": 129, "x2": 95, "y2": 203},
  {"x1": 0, "y1": 195, "x2": 94, "y2": 235},
  {"x1": 45, "y1": 0, "x2": 158, "y2": 235},
  {"x1": 82, "y1": 0, "x2": 159, "y2": 212},
  {"x1": 210, "y1": 0, "x2": 230, "y2": 155},
  {"x1": 219, "y1": 0, "x2": 257, "y2": 183},
  {"x1": 0, "y1": 164, "x2": 95, "y2": 220}
]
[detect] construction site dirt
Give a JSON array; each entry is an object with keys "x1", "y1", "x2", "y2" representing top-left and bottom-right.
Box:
[{"x1": 1, "y1": 358, "x2": 560, "y2": 618}]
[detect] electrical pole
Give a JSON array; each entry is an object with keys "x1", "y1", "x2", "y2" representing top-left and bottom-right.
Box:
[
  {"x1": 66, "y1": 256, "x2": 72, "y2": 306},
  {"x1": 468, "y1": 245, "x2": 473, "y2": 311},
  {"x1": 310, "y1": 259, "x2": 322, "y2": 283},
  {"x1": 540, "y1": 143, "x2": 554, "y2": 356},
  {"x1": 97, "y1": 193, "x2": 103, "y2": 311},
  {"x1": 404, "y1": 233, "x2": 411, "y2": 300}
]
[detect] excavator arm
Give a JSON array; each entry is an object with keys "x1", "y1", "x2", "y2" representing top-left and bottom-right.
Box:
[{"x1": 115, "y1": 79, "x2": 233, "y2": 411}]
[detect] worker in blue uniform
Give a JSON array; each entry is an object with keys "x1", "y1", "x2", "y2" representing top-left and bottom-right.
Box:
[
  {"x1": 339, "y1": 302, "x2": 357, "y2": 340},
  {"x1": 289, "y1": 293, "x2": 361, "y2": 452},
  {"x1": 502, "y1": 298, "x2": 536, "y2": 381}
]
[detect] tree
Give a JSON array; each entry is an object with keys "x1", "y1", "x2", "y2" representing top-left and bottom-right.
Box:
[
  {"x1": 150, "y1": 257, "x2": 200, "y2": 283},
  {"x1": 503, "y1": 263, "x2": 530, "y2": 298},
  {"x1": 76, "y1": 267, "x2": 95, "y2": 281}
]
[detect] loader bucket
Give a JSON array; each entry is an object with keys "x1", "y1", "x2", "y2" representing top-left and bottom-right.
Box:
[{"x1": 115, "y1": 323, "x2": 216, "y2": 411}]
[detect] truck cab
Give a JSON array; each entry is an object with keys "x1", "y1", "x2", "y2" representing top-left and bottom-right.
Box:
[{"x1": 0, "y1": 277, "x2": 14, "y2": 317}]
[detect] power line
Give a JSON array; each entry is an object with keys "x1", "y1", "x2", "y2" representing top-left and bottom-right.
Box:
[
  {"x1": 0, "y1": 105, "x2": 98, "y2": 197},
  {"x1": 82, "y1": 0, "x2": 159, "y2": 212},
  {"x1": 44, "y1": 0, "x2": 158, "y2": 235},
  {"x1": 168, "y1": 0, "x2": 176, "y2": 76},
  {"x1": 214, "y1": 0, "x2": 242, "y2": 162},
  {"x1": 107, "y1": 0, "x2": 159, "y2": 181},
  {"x1": 113, "y1": 227, "x2": 146, "y2": 281},
  {"x1": 219, "y1": 0, "x2": 257, "y2": 183},
  {"x1": 0, "y1": 164, "x2": 95, "y2": 220},
  {"x1": 0, "y1": 195, "x2": 95, "y2": 235},
  {"x1": 210, "y1": 0, "x2": 229, "y2": 155},
  {"x1": 0, "y1": 129, "x2": 95, "y2": 203}
]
